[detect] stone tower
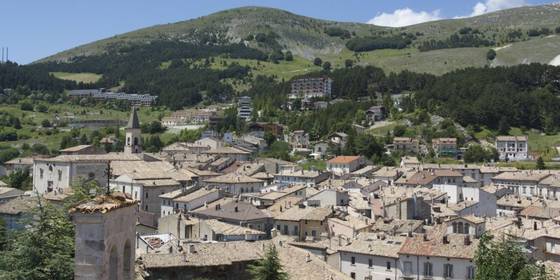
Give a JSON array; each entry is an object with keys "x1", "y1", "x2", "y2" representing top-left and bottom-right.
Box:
[
  {"x1": 71, "y1": 193, "x2": 137, "y2": 280},
  {"x1": 124, "y1": 107, "x2": 142, "y2": 154}
]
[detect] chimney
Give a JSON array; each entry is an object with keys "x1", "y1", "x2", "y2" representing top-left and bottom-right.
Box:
[{"x1": 305, "y1": 253, "x2": 311, "y2": 262}]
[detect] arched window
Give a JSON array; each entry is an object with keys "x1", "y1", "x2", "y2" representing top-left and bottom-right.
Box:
[
  {"x1": 133, "y1": 137, "x2": 138, "y2": 146},
  {"x1": 123, "y1": 240, "x2": 132, "y2": 280},
  {"x1": 109, "y1": 245, "x2": 118, "y2": 280}
]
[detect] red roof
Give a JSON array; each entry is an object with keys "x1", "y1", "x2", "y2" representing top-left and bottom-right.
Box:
[{"x1": 327, "y1": 156, "x2": 361, "y2": 164}]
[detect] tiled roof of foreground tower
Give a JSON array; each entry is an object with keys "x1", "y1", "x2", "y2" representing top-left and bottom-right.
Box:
[{"x1": 69, "y1": 192, "x2": 137, "y2": 214}]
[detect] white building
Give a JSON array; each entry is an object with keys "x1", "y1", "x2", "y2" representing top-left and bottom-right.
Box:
[
  {"x1": 32, "y1": 153, "x2": 143, "y2": 195},
  {"x1": 338, "y1": 234, "x2": 404, "y2": 280},
  {"x1": 237, "y1": 96, "x2": 253, "y2": 121},
  {"x1": 160, "y1": 188, "x2": 222, "y2": 217},
  {"x1": 274, "y1": 169, "x2": 330, "y2": 187},
  {"x1": 203, "y1": 173, "x2": 264, "y2": 195},
  {"x1": 289, "y1": 77, "x2": 332, "y2": 100},
  {"x1": 495, "y1": 135, "x2": 528, "y2": 161},
  {"x1": 326, "y1": 156, "x2": 365, "y2": 176}
]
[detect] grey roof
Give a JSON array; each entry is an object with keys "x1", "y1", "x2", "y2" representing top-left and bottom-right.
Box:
[{"x1": 127, "y1": 107, "x2": 140, "y2": 129}]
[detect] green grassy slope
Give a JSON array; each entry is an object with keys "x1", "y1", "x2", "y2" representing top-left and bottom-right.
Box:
[{"x1": 37, "y1": 5, "x2": 560, "y2": 76}]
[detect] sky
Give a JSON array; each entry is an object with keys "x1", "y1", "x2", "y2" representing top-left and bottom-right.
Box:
[{"x1": 0, "y1": 0, "x2": 554, "y2": 64}]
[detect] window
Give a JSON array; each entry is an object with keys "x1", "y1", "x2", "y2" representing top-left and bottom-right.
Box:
[
  {"x1": 444, "y1": 264, "x2": 454, "y2": 278},
  {"x1": 40, "y1": 168, "x2": 44, "y2": 179},
  {"x1": 122, "y1": 186, "x2": 125, "y2": 193},
  {"x1": 403, "y1": 261, "x2": 413, "y2": 276},
  {"x1": 58, "y1": 170, "x2": 62, "y2": 181},
  {"x1": 350, "y1": 272, "x2": 355, "y2": 279},
  {"x1": 423, "y1": 262, "x2": 433, "y2": 277},
  {"x1": 351, "y1": 256, "x2": 355, "y2": 265},
  {"x1": 145, "y1": 192, "x2": 149, "y2": 198},
  {"x1": 368, "y1": 259, "x2": 372, "y2": 268},
  {"x1": 386, "y1": 261, "x2": 391, "y2": 270},
  {"x1": 467, "y1": 266, "x2": 475, "y2": 279},
  {"x1": 144, "y1": 205, "x2": 148, "y2": 211},
  {"x1": 311, "y1": 230, "x2": 317, "y2": 237}
]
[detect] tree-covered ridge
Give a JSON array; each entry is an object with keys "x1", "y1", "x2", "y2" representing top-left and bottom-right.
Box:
[
  {"x1": 34, "y1": 41, "x2": 266, "y2": 109},
  {"x1": 415, "y1": 64, "x2": 560, "y2": 132},
  {"x1": 0, "y1": 62, "x2": 78, "y2": 92}
]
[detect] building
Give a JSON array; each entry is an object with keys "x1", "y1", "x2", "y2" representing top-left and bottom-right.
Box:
[
  {"x1": 0, "y1": 187, "x2": 24, "y2": 203},
  {"x1": 203, "y1": 173, "x2": 265, "y2": 195},
  {"x1": 70, "y1": 193, "x2": 137, "y2": 280},
  {"x1": 366, "y1": 106, "x2": 386, "y2": 122},
  {"x1": 237, "y1": 95, "x2": 253, "y2": 121},
  {"x1": 338, "y1": 233, "x2": 405, "y2": 280},
  {"x1": 124, "y1": 107, "x2": 142, "y2": 154},
  {"x1": 60, "y1": 144, "x2": 102, "y2": 155},
  {"x1": 432, "y1": 138, "x2": 458, "y2": 157},
  {"x1": 68, "y1": 89, "x2": 157, "y2": 106},
  {"x1": 287, "y1": 130, "x2": 310, "y2": 149},
  {"x1": 329, "y1": 132, "x2": 349, "y2": 149},
  {"x1": 274, "y1": 169, "x2": 330, "y2": 187},
  {"x1": 392, "y1": 137, "x2": 419, "y2": 154},
  {"x1": 289, "y1": 77, "x2": 332, "y2": 100},
  {"x1": 397, "y1": 228, "x2": 478, "y2": 280},
  {"x1": 273, "y1": 206, "x2": 333, "y2": 241},
  {"x1": 191, "y1": 197, "x2": 272, "y2": 234},
  {"x1": 160, "y1": 188, "x2": 222, "y2": 217},
  {"x1": 495, "y1": 135, "x2": 529, "y2": 161},
  {"x1": 327, "y1": 156, "x2": 365, "y2": 176},
  {"x1": 306, "y1": 189, "x2": 350, "y2": 207},
  {"x1": 67, "y1": 89, "x2": 156, "y2": 106},
  {"x1": 32, "y1": 153, "x2": 144, "y2": 195},
  {"x1": 0, "y1": 196, "x2": 35, "y2": 230}
]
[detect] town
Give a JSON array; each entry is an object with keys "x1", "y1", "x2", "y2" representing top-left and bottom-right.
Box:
[{"x1": 3, "y1": 1, "x2": 560, "y2": 280}]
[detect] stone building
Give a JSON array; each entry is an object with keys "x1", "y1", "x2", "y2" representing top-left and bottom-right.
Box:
[
  {"x1": 124, "y1": 107, "x2": 142, "y2": 154},
  {"x1": 71, "y1": 193, "x2": 137, "y2": 280}
]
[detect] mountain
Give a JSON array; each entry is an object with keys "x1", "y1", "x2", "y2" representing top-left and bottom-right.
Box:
[{"x1": 39, "y1": 5, "x2": 560, "y2": 75}]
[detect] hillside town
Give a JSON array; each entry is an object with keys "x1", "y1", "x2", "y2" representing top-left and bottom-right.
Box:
[
  {"x1": 4, "y1": 1, "x2": 560, "y2": 280},
  {"x1": 1, "y1": 106, "x2": 560, "y2": 279}
]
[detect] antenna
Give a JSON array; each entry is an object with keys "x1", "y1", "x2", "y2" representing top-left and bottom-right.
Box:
[
  {"x1": 1, "y1": 47, "x2": 4, "y2": 63},
  {"x1": 6, "y1": 47, "x2": 8, "y2": 62}
]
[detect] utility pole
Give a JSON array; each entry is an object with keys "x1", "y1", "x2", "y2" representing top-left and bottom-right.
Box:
[{"x1": 105, "y1": 160, "x2": 112, "y2": 195}]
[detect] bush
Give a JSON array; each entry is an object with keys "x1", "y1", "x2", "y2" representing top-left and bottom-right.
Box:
[
  {"x1": 35, "y1": 104, "x2": 48, "y2": 113},
  {"x1": 324, "y1": 27, "x2": 351, "y2": 39},
  {"x1": 346, "y1": 36, "x2": 411, "y2": 52},
  {"x1": 20, "y1": 101, "x2": 33, "y2": 111},
  {"x1": 31, "y1": 143, "x2": 50, "y2": 155},
  {"x1": 486, "y1": 49, "x2": 496, "y2": 61},
  {"x1": 313, "y1": 57, "x2": 322, "y2": 66}
]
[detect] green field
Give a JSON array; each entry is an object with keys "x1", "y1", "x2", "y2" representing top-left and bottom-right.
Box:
[
  {"x1": 50, "y1": 72, "x2": 103, "y2": 83},
  {"x1": 210, "y1": 56, "x2": 322, "y2": 81},
  {"x1": 0, "y1": 104, "x2": 169, "y2": 150}
]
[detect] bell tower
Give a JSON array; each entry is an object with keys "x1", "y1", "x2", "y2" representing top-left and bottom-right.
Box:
[{"x1": 124, "y1": 107, "x2": 142, "y2": 154}]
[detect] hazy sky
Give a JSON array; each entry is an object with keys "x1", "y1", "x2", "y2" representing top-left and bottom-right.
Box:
[{"x1": 0, "y1": 0, "x2": 553, "y2": 64}]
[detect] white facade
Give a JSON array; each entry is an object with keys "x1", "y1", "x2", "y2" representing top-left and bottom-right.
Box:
[
  {"x1": 396, "y1": 255, "x2": 476, "y2": 280},
  {"x1": 339, "y1": 251, "x2": 398, "y2": 280},
  {"x1": 495, "y1": 136, "x2": 528, "y2": 161},
  {"x1": 33, "y1": 160, "x2": 107, "y2": 194}
]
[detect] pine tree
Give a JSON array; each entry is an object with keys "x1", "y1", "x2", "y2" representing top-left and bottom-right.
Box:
[{"x1": 248, "y1": 245, "x2": 288, "y2": 280}]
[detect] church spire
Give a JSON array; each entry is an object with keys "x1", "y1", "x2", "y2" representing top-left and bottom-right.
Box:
[{"x1": 127, "y1": 107, "x2": 140, "y2": 129}]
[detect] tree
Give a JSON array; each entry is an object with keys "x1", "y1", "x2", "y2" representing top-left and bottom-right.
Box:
[
  {"x1": 5, "y1": 168, "x2": 32, "y2": 190},
  {"x1": 284, "y1": 51, "x2": 293, "y2": 61},
  {"x1": 248, "y1": 245, "x2": 288, "y2": 280},
  {"x1": 474, "y1": 234, "x2": 551, "y2": 280},
  {"x1": 0, "y1": 218, "x2": 7, "y2": 251},
  {"x1": 264, "y1": 131, "x2": 276, "y2": 146},
  {"x1": 322, "y1": 61, "x2": 332, "y2": 72},
  {"x1": 0, "y1": 198, "x2": 74, "y2": 279},
  {"x1": 313, "y1": 57, "x2": 322, "y2": 66},
  {"x1": 536, "y1": 156, "x2": 546, "y2": 170},
  {"x1": 19, "y1": 102, "x2": 33, "y2": 111},
  {"x1": 31, "y1": 143, "x2": 49, "y2": 155},
  {"x1": 486, "y1": 49, "x2": 497, "y2": 60},
  {"x1": 41, "y1": 119, "x2": 51, "y2": 128},
  {"x1": 498, "y1": 116, "x2": 510, "y2": 135},
  {"x1": 344, "y1": 59, "x2": 353, "y2": 68}
]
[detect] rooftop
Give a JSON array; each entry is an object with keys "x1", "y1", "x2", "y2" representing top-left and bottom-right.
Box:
[
  {"x1": 339, "y1": 233, "x2": 406, "y2": 258},
  {"x1": 203, "y1": 172, "x2": 264, "y2": 184},
  {"x1": 193, "y1": 197, "x2": 270, "y2": 221},
  {"x1": 173, "y1": 188, "x2": 220, "y2": 203},
  {"x1": 274, "y1": 206, "x2": 333, "y2": 222},
  {"x1": 69, "y1": 193, "x2": 137, "y2": 214},
  {"x1": 327, "y1": 156, "x2": 361, "y2": 164},
  {"x1": 399, "y1": 225, "x2": 478, "y2": 259}
]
